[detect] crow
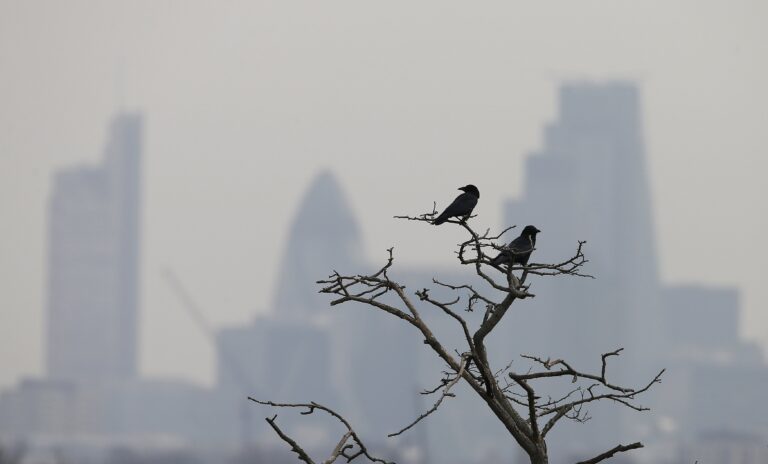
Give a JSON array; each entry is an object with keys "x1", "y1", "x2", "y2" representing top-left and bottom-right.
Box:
[
  {"x1": 432, "y1": 185, "x2": 480, "y2": 225},
  {"x1": 491, "y1": 225, "x2": 541, "y2": 267}
]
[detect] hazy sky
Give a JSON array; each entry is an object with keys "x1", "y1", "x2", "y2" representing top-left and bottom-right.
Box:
[{"x1": 1, "y1": 1, "x2": 766, "y2": 388}]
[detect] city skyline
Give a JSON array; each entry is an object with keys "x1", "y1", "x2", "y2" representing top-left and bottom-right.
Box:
[
  {"x1": 1, "y1": 81, "x2": 767, "y2": 463},
  {"x1": 1, "y1": 0, "x2": 766, "y2": 396}
]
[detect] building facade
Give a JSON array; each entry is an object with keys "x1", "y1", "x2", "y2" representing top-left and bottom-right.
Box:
[{"x1": 46, "y1": 113, "x2": 142, "y2": 385}]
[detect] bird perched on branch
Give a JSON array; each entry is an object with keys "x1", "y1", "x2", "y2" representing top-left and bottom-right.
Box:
[
  {"x1": 491, "y1": 225, "x2": 541, "y2": 267},
  {"x1": 432, "y1": 184, "x2": 480, "y2": 225}
]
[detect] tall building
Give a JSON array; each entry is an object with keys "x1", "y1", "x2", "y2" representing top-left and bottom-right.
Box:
[
  {"x1": 503, "y1": 82, "x2": 663, "y2": 367},
  {"x1": 220, "y1": 171, "x2": 422, "y2": 445},
  {"x1": 271, "y1": 170, "x2": 365, "y2": 321},
  {"x1": 502, "y1": 82, "x2": 768, "y2": 462},
  {"x1": 46, "y1": 113, "x2": 142, "y2": 385},
  {"x1": 498, "y1": 82, "x2": 663, "y2": 455},
  {"x1": 213, "y1": 172, "x2": 363, "y2": 448}
]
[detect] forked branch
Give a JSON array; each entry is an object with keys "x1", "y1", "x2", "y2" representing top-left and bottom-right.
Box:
[
  {"x1": 249, "y1": 398, "x2": 393, "y2": 464},
  {"x1": 388, "y1": 354, "x2": 469, "y2": 438}
]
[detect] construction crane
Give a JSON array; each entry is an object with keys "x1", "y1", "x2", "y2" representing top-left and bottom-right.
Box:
[{"x1": 162, "y1": 269, "x2": 256, "y2": 453}]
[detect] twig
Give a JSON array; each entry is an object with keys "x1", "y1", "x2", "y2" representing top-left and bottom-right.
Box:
[
  {"x1": 265, "y1": 415, "x2": 316, "y2": 464},
  {"x1": 388, "y1": 355, "x2": 469, "y2": 437},
  {"x1": 575, "y1": 442, "x2": 644, "y2": 464},
  {"x1": 250, "y1": 398, "x2": 394, "y2": 464}
]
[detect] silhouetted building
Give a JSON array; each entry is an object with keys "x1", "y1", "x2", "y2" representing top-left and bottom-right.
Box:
[
  {"x1": 503, "y1": 82, "x2": 662, "y2": 368},
  {"x1": 217, "y1": 320, "x2": 335, "y2": 402},
  {"x1": 661, "y1": 285, "x2": 761, "y2": 365},
  {"x1": 272, "y1": 171, "x2": 365, "y2": 322},
  {"x1": 220, "y1": 171, "x2": 422, "y2": 446},
  {"x1": 215, "y1": 172, "x2": 368, "y2": 449},
  {"x1": 0, "y1": 379, "x2": 79, "y2": 437},
  {"x1": 214, "y1": 318, "x2": 338, "y2": 449},
  {"x1": 502, "y1": 82, "x2": 767, "y2": 463},
  {"x1": 46, "y1": 113, "x2": 142, "y2": 385},
  {"x1": 496, "y1": 84, "x2": 662, "y2": 458},
  {"x1": 0, "y1": 113, "x2": 146, "y2": 447}
]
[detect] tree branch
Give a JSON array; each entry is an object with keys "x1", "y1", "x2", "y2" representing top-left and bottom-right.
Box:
[
  {"x1": 508, "y1": 373, "x2": 540, "y2": 441},
  {"x1": 249, "y1": 399, "x2": 394, "y2": 464},
  {"x1": 388, "y1": 355, "x2": 468, "y2": 437},
  {"x1": 264, "y1": 415, "x2": 316, "y2": 464},
  {"x1": 322, "y1": 431, "x2": 353, "y2": 464},
  {"x1": 575, "y1": 442, "x2": 644, "y2": 464}
]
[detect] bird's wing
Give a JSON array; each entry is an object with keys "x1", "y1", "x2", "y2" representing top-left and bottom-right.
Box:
[
  {"x1": 509, "y1": 234, "x2": 535, "y2": 253},
  {"x1": 491, "y1": 251, "x2": 507, "y2": 266},
  {"x1": 440, "y1": 193, "x2": 474, "y2": 217}
]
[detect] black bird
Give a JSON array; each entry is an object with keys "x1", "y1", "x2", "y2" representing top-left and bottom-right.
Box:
[
  {"x1": 432, "y1": 184, "x2": 480, "y2": 225},
  {"x1": 491, "y1": 225, "x2": 541, "y2": 267}
]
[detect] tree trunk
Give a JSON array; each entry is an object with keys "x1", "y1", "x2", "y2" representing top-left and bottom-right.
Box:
[{"x1": 529, "y1": 443, "x2": 548, "y2": 464}]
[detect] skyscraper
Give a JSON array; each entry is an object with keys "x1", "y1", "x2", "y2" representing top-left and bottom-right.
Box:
[
  {"x1": 252, "y1": 171, "x2": 421, "y2": 440},
  {"x1": 503, "y1": 82, "x2": 662, "y2": 367},
  {"x1": 46, "y1": 113, "x2": 142, "y2": 385},
  {"x1": 271, "y1": 170, "x2": 365, "y2": 321},
  {"x1": 497, "y1": 83, "x2": 664, "y2": 455}
]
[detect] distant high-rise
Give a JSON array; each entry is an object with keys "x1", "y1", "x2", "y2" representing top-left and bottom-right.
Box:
[
  {"x1": 265, "y1": 171, "x2": 420, "y2": 439},
  {"x1": 272, "y1": 171, "x2": 365, "y2": 320},
  {"x1": 503, "y1": 82, "x2": 662, "y2": 366},
  {"x1": 497, "y1": 83, "x2": 664, "y2": 453},
  {"x1": 46, "y1": 113, "x2": 142, "y2": 385}
]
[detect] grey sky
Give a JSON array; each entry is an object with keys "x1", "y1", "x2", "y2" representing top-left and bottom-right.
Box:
[{"x1": 1, "y1": 0, "x2": 766, "y2": 388}]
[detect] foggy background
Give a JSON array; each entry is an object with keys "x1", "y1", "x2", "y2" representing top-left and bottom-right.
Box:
[{"x1": 1, "y1": 1, "x2": 767, "y2": 462}]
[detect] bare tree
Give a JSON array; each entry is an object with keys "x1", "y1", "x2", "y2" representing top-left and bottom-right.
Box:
[{"x1": 251, "y1": 207, "x2": 663, "y2": 464}]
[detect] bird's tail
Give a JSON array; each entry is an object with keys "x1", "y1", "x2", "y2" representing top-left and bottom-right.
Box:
[
  {"x1": 432, "y1": 213, "x2": 448, "y2": 225},
  {"x1": 490, "y1": 253, "x2": 505, "y2": 267}
]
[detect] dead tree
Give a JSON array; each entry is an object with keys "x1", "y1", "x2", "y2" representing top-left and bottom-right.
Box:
[{"x1": 250, "y1": 207, "x2": 663, "y2": 464}]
